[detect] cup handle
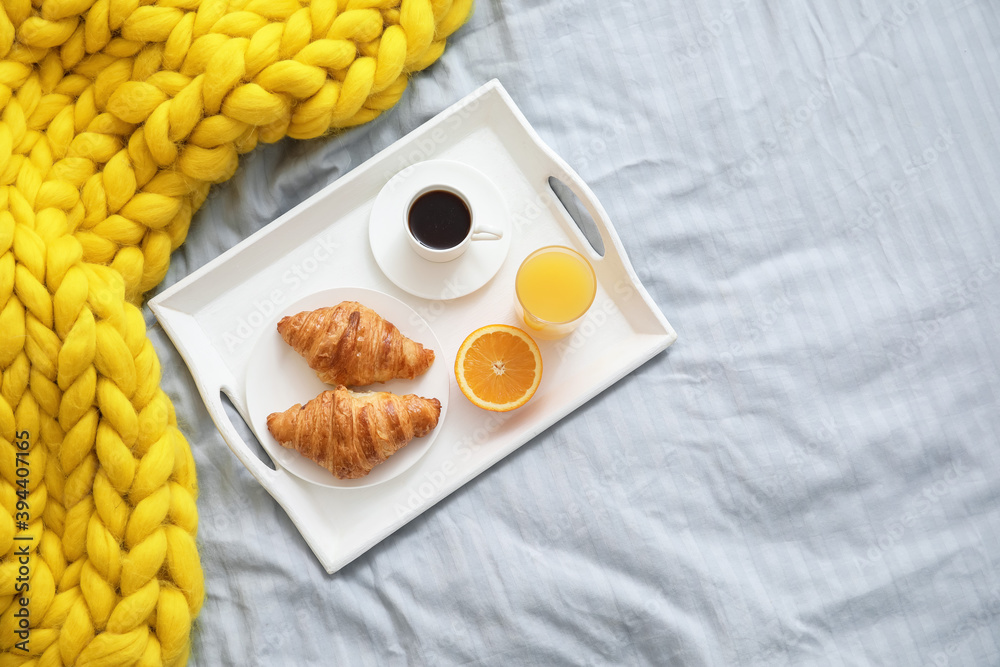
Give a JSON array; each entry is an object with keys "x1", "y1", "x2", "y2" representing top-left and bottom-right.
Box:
[{"x1": 471, "y1": 223, "x2": 504, "y2": 241}]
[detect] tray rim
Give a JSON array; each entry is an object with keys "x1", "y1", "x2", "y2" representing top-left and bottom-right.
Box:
[{"x1": 149, "y1": 78, "x2": 678, "y2": 573}]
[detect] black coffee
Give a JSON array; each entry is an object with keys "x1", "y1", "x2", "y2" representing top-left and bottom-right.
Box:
[{"x1": 408, "y1": 189, "x2": 471, "y2": 250}]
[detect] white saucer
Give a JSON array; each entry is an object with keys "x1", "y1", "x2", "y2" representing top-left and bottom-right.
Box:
[{"x1": 369, "y1": 160, "x2": 512, "y2": 300}]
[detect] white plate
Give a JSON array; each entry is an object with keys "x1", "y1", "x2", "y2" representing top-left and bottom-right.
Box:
[
  {"x1": 244, "y1": 287, "x2": 448, "y2": 489},
  {"x1": 369, "y1": 160, "x2": 512, "y2": 300}
]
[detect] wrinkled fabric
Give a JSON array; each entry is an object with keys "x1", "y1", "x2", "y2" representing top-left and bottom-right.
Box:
[{"x1": 150, "y1": 1, "x2": 1000, "y2": 664}]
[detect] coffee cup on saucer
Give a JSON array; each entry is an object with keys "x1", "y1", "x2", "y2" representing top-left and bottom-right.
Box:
[
  {"x1": 369, "y1": 159, "x2": 513, "y2": 300},
  {"x1": 405, "y1": 185, "x2": 504, "y2": 262}
]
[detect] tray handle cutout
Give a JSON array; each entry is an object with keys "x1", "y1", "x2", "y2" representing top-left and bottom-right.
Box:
[
  {"x1": 210, "y1": 386, "x2": 281, "y2": 483},
  {"x1": 220, "y1": 390, "x2": 276, "y2": 471},
  {"x1": 548, "y1": 176, "x2": 606, "y2": 258}
]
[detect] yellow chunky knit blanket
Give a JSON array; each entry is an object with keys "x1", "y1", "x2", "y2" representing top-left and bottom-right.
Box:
[{"x1": 0, "y1": 0, "x2": 470, "y2": 662}]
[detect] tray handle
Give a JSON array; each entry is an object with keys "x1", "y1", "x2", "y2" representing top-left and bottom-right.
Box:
[
  {"x1": 205, "y1": 380, "x2": 282, "y2": 487},
  {"x1": 525, "y1": 127, "x2": 676, "y2": 340},
  {"x1": 527, "y1": 141, "x2": 616, "y2": 261}
]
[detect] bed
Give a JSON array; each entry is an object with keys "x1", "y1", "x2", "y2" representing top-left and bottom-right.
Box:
[{"x1": 151, "y1": 1, "x2": 1000, "y2": 664}]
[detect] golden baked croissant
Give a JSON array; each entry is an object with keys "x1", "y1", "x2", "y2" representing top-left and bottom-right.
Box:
[
  {"x1": 266, "y1": 386, "x2": 442, "y2": 479},
  {"x1": 277, "y1": 301, "x2": 435, "y2": 386}
]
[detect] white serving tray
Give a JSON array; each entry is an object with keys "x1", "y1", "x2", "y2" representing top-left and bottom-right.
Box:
[{"x1": 150, "y1": 79, "x2": 677, "y2": 573}]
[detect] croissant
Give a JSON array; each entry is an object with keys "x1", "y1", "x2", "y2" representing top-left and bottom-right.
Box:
[
  {"x1": 266, "y1": 386, "x2": 442, "y2": 479},
  {"x1": 277, "y1": 301, "x2": 435, "y2": 386}
]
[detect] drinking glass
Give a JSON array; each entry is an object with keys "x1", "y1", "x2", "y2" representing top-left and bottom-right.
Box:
[{"x1": 514, "y1": 245, "x2": 596, "y2": 340}]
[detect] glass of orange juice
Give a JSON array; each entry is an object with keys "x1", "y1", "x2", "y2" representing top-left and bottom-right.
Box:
[{"x1": 514, "y1": 245, "x2": 597, "y2": 340}]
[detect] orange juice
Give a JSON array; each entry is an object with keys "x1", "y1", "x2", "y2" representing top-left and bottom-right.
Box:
[{"x1": 515, "y1": 246, "x2": 596, "y2": 339}]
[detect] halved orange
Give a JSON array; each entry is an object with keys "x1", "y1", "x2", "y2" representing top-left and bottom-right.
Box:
[{"x1": 455, "y1": 325, "x2": 543, "y2": 411}]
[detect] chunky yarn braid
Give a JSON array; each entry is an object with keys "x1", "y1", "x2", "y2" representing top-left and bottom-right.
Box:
[{"x1": 0, "y1": 0, "x2": 471, "y2": 663}]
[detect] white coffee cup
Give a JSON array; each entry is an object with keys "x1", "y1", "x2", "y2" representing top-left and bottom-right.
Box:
[{"x1": 405, "y1": 185, "x2": 503, "y2": 263}]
